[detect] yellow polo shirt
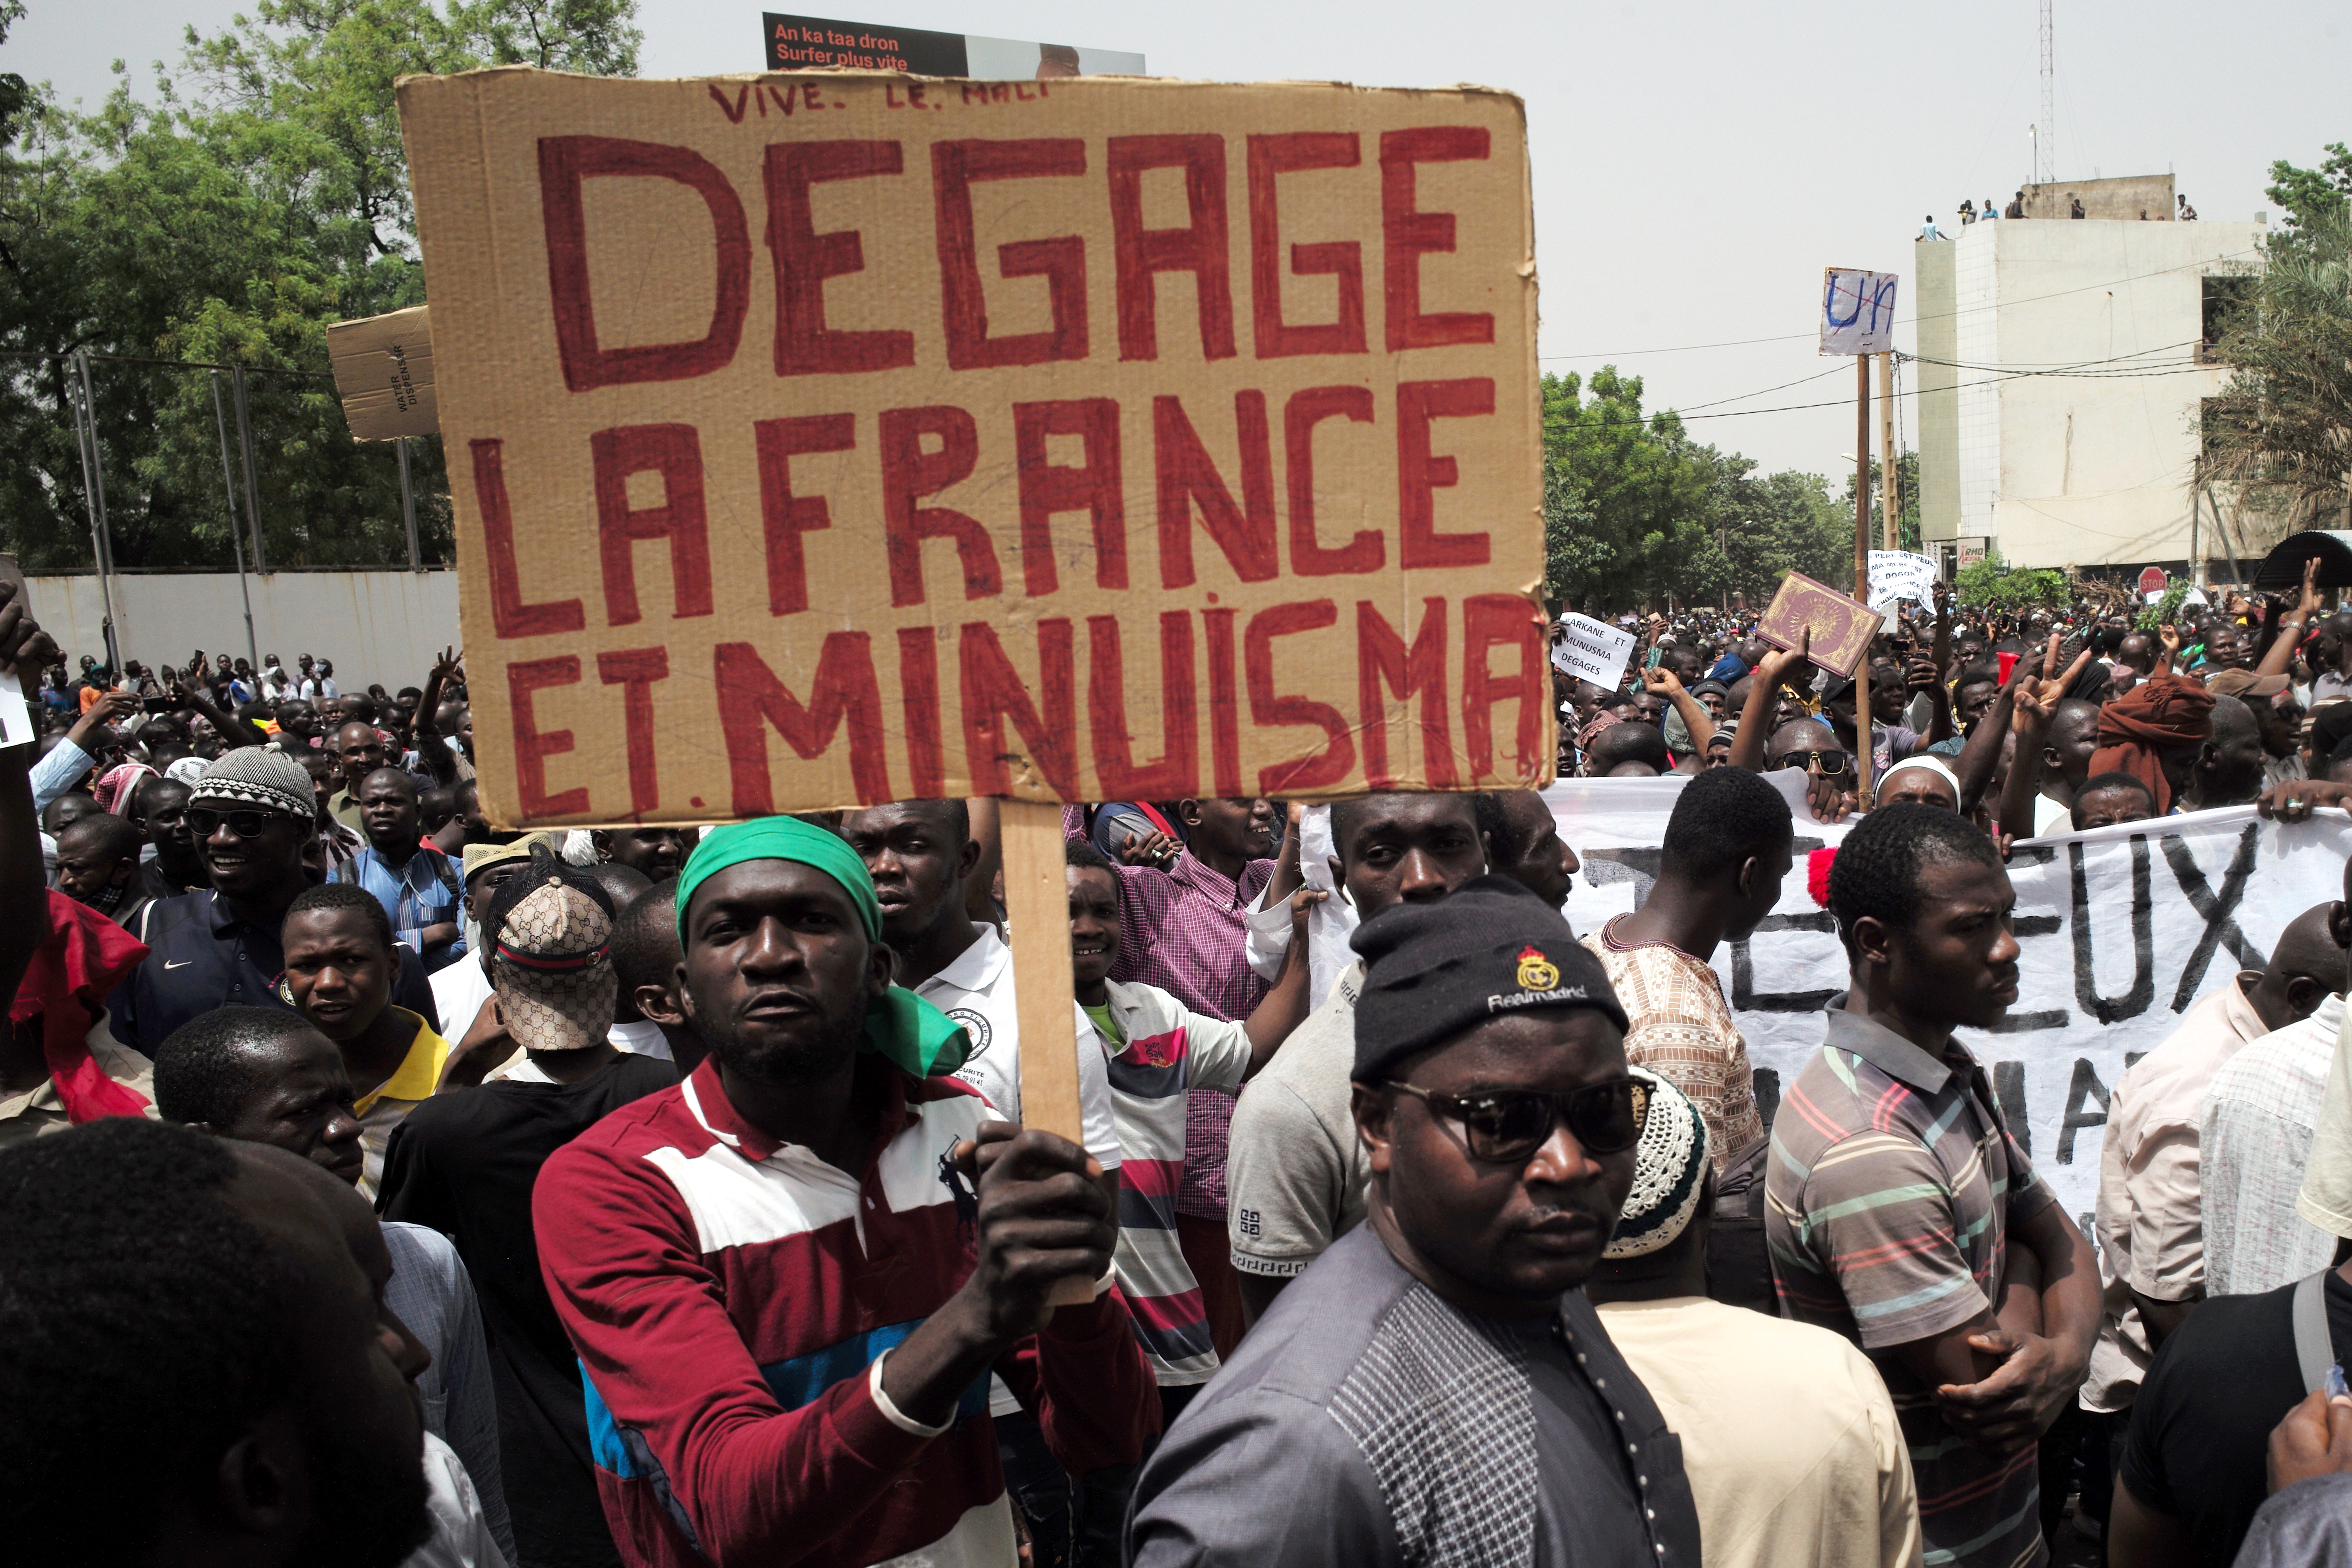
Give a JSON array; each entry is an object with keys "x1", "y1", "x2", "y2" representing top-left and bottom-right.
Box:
[{"x1": 353, "y1": 1006, "x2": 450, "y2": 1199}]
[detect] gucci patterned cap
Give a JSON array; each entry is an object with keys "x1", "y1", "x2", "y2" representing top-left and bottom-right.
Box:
[
  {"x1": 1348, "y1": 874, "x2": 1627, "y2": 1084},
  {"x1": 189, "y1": 747, "x2": 315, "y2": 820},
  {"x1": 1603, "y1": 1068, "x2": 1708, "y2": 1259},
  {"x1": 485, "y1": 844, "x2": 618, "y2": 1053}
]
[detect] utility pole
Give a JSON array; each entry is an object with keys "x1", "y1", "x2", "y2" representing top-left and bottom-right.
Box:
[
  {"x1": 398, "y1": 437, "x2": 422, "y2": 571},
  {"x1": 1854, "y1": 355, "x2": 1873, "y2": 810},
  {"x1": 231, "y1": 368, "x2": 269, "y2": 574},
  {"x1": 72, "y1": 351, "x2": 123, "y2": 675},
  {"x1": 2039, "y1": 0, "x2": 2056, "y2": 185},
  {"x1": 1878, "y1": 352, "x2": 1900, "y2": 550},
  {"x1": 209, "y1": 371, "x2": 262, "y2": 672}
]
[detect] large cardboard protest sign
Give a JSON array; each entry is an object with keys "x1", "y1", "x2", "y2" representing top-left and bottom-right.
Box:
[
  {"x1": 1293, "y1": 786, "x2": 2350, "y2": 1229},
  {"x1": 398, "y1": 69, "x2": 1546, "y2": 827}
]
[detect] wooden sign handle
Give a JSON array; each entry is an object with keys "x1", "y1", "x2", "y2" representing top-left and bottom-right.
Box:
[{"x1": 999, "y1": 799, "x2": 1096, "y2": 1311}]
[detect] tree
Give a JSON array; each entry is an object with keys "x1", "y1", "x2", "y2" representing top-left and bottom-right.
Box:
[
  {"x1": 2267, "y1": 143, "x2": 2352, "y2": 232},
  {"x1": 2194, "y1": 205, "x2": 2352, "y2": 538},
  {"x1": 0, "y1": 0, "x2": 639, "y2": 571},
  {"x1": 1954, "y1": 550, "x2": 2068, "y2": 612},
  {"x1": 1839, "y1": 451, "x2": 1922, "y2": 554},
  {"x1": 1540, "y1": 367, "x2": 1855, "y2": 613}
]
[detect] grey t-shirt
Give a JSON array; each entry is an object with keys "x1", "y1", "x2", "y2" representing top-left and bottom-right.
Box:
[
  {"x1": 2235, "y1": 1474, "x2": 2352, "y2": 1568},
  {"x1": 1129, "y1": 1225, "x2": 1702, "y2": 1568},
  {"x1": 1226, "y1": 962, "x2": 1365, "y2": 1279}
]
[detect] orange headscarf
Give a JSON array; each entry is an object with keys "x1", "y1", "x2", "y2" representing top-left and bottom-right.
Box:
[{"x1": 2089, "y1": 675, "x2": 2214, "y2": 815}]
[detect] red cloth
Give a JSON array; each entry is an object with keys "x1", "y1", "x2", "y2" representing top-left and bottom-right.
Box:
[
  {"x1": 1807, "y1": 846, "x2": 1838, "y2": 909},
  {"x1": 2089, "y1": 675, "x2": 2215, "y2": 816},
  {"x1": 9, "y1": 890, "x2": 151, "y2": 1123}
]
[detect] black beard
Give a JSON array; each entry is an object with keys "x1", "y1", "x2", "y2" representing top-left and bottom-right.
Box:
[
  {"x1": 284, "y1": 1417, "x2": 431, "y2": 1568},
  {"x1": 702, "y1": 993, "x2": 869, "y2": 1088}
]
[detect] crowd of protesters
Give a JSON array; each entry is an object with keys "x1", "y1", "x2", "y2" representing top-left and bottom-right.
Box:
[{"x1": 6, "y1": 557, "x2": 2352, "y2": 1568}]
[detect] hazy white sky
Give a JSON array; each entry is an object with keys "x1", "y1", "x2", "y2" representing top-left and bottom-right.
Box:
[{"x1": 13, "y1": 0, "x2": 2347, "y2": 475}]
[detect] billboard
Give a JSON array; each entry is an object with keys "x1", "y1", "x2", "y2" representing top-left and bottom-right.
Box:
[
  {"x1": 761, "y1": 13, "x2": 1145, "y2": 77},
  {"x1": 396, "y1": 70, "x2": 1546, "y2": 827}
]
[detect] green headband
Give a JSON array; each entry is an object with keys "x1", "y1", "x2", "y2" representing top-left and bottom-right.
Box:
[{"x1": 675, "y1": 816, "x2": 967, "y2": 1079}]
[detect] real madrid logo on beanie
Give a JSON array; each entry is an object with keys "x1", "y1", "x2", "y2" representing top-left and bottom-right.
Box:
[{"x1": 1349, "y1": 875, "x2": 1629, "y2": 1085}]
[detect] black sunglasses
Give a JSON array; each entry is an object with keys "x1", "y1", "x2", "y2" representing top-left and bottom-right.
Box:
[
  {"x1": 1775, "y1": 749, "x2": 1853, "y2": 776},
  {"x1": 1390, "y1": 1076, "x2": 1651, "y2": 1164},
  {"x1": 186, "y1": 806, "x2": 298, "y2": 839}
]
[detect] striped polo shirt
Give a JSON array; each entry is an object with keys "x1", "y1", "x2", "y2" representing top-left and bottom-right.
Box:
[
  {"x1": 1766, "y1": 1001, "x2": 2054, "y2": 1568},
  {"x1": 533, "y1": 1056, "x2": 1158, "y2": 1568},
  {"x1": 1075, "y1": 980, "x2": 1254, "y2": 1387}
]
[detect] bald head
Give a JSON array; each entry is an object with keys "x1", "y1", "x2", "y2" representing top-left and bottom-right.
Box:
[
  {"x1": 2042, "y1": 699, "x2": 2103, "y2": 794},
  {"x1": 2252, "y1": 902, "x2": 2352, "y2": 1031},
  {"x1": 1586, "y1": 720, "x2": 1668, "y2": 777},
  {"x1": 2196, "y1": 696, "x2": 2267, "y2": 808},
  {"x1": 1767, "y1": 718, "x2": 1841, "y2": 764}
]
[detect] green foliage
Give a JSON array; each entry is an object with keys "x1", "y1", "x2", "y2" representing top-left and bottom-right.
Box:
[
  {"x1": 2196, "y1": 204, "x2": 2352, "y2": 534},
  {"x1": 0, "y1": 0, "x2": 640, "y2": 570},
  {"x1": 2266, "y1": 143, "x2": 2352, "y2": 232},
  {"x1": 1541, "y1": 369, "x2": 1855, "y2": 613},
  {"x1": 1839, "y1": 451, "x2": 1922, "y2": 554},
  {"x1": 1954, "y1": 550, "x2": 2069, "y2": 611},
  {"x1": 2136, "y1": 583, "x2": 2190, "y2": 631}
]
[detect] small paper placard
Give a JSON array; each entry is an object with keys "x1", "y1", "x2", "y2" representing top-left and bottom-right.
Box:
[
  {"x1": 1550, "y1": 613, "x2": 1638, "y2": 690},
  {"x1": 0, "y1": 670, "x2": 34, "y2": 750}
]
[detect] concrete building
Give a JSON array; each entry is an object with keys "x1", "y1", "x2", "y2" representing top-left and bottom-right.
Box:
[{"x1": 1916, "y1": 175, "x2": 2265, "y2": 577}]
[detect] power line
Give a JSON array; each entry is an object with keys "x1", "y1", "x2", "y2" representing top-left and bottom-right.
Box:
[{"x1": 1537, "y1": 247, "x2": 2261, "y2": 362}]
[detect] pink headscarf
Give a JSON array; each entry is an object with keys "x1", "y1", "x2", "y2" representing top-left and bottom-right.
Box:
[{"x1": 92, "y1": 762, "x2": 156, "y2": 816}]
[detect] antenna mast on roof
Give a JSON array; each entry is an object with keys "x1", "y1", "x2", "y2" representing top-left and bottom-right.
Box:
[{"x1": 2038, "y1": 0, "x2": 2055, "y2": 184}]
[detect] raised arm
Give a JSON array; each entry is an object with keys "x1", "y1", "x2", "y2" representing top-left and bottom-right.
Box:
[
  {"x1": 410, "y1": 646, "x2": 461, "y2": 787},
  {"x1": 1950, "y1": 654, "x2": 2030, "y2": 815},
  {"x1": 1643, "y1": 665, "x2": 1715, "y2": 752},
  {"x1": 1996, "y1": 638, "x2": 2092, "y2": 839},
  {"x1": 1728, "y1": 629, "x2": 1809, "y2": 772},
  {"x1": 1911, "y1": 653, "x2": 1956, "y2": 746},
  {"x1": 1239, "y1": 890, "x2": 1319, "y2": 1078},
  {"x1": 164, "y1": 666, "x2": 263, "y2": 749},
  {"x1": 0, "y1": 584, "x2": 63, "y2": 995},
  {"x1": 2254, "y1": 558, "x2": 2323, "y2": 680}
]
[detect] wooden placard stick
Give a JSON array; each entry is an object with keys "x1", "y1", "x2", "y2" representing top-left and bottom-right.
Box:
[{"x1": 999, "y1": 798, "x2": 1095, "y2": 1310}]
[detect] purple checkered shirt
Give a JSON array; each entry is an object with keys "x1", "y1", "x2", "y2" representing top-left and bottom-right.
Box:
[{"x1": 1104, "y1": 849, "x2": 1274, "y2": 1218}]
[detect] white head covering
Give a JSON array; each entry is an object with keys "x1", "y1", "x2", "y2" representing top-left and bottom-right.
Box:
[
  {"x1": 1879, "y1": 754, "x2": 1962, "y2": 807},
  {"x1": 1604, "y1": 1068, "x2": 1709, "y2": 1259}
]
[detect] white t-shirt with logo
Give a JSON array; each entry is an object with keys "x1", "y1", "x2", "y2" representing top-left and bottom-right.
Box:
[{"x1": 908, "y1": 923, "x2": 1121, "y2": 1170}]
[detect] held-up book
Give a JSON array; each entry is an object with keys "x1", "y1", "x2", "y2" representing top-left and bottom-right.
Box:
[{"x1": 1756, "y1": 572, "x2": 1879, "y2": 679}]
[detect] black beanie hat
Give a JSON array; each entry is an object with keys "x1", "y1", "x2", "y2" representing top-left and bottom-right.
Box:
[{"x1": 1348, "y1": 875, "x2": 1628, "y2": 1084}]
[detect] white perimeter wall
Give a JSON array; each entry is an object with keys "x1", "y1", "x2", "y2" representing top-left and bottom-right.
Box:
[{"x1": 26, "y1": 571, "x2": 461, "y2": 693}]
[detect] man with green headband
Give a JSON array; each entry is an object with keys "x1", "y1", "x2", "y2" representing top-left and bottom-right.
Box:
[{"x1": 533, "y1": 816, "x2": 1159, "y2": 1568}]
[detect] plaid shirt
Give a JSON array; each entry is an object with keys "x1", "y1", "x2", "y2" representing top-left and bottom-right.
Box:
[
  {"x1": 2199, "y1": 994, "x2": 2345, "y2": 1297},
  {"x1": 342, "y1": 840, "x2": 467, "y2": 972},
  {"x1": 1767, "y1": 1002, "x2": 2054, "y2": 1568},
  {"x1": 1583, "y1": 920, "x2": 1765, "y2": 1177},
  {"x1": 1106, "y1": 852, "x2": 1274, "y2": 1218}
]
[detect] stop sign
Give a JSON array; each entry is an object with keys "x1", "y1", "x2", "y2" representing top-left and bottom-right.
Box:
[{"x1": 2137, "y1": 567, "x2": 2169, "y2": 596}]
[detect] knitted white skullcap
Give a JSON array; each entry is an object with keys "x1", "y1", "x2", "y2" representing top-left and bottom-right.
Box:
[{"x1": 1604, "y1": 1067, "x2": 1709, "y2": 1259}]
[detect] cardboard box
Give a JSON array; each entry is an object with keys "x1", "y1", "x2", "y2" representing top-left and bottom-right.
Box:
[
  {"x1": 398, "y1": 68, "x2": 1547, "y2": 825},
  {"x1": 326, "y1": 305, "x2": 439, "y2": 440}
]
